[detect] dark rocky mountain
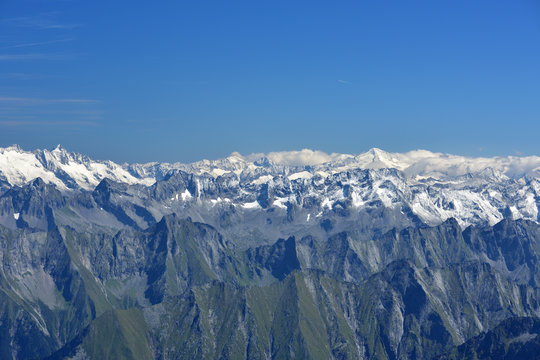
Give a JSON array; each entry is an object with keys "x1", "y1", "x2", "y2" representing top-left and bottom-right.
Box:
[
  {"x1": 437, "y1": 317, "x2": 540, "y2": 359},
  {"x1": 0, "y1": 146, "x2": 539, "y2": 359}
]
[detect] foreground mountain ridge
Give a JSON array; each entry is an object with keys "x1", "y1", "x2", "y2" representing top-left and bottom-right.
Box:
[{"x1": 2, "y1": 208, "x2": 540, "y2": 359}]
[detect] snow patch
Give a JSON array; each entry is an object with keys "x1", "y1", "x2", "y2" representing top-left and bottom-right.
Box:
[
  {"x1": 273, "y1": 197, "x2": 289, "y2": 209},
  {"x1": 210, "y1": 197, "x2": 230, "y2": 206},
  {"x1": 242, "y1": 201, "x2": 260, "y2": 209},
  {"x1": 211, "y1": 168, "x2": 229, "y2": 177},
  {"x1": 288, "y1": 171, "x2": 313, "y2": 181},
  {"x1": 253, "y1": 175, "x2": 273, "y2": 185},
  {"x1": 321, "y1": 198, "x2": 333, "y2": 209},
  {"x1": 181, "y1": 189, "x2": 192, "y2": 201}
]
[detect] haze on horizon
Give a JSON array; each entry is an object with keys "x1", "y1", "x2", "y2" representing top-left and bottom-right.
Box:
[{"x1": 0, "y1": 0, "x2": 539, "y2": 163}]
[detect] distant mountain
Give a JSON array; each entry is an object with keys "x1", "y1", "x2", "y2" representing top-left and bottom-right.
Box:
[
  {"x1": 0, "y1": 145, "x2": 539, "y2": 359},
  {"x1": 3, "y1": 145, "x2": 540, "y2": 189},
  {"x1": 0, "y1": 144, "x2": 154, "y2": 191},
  {"x1": 1, "y1": 145, "x2": 538, "y2": 228}
]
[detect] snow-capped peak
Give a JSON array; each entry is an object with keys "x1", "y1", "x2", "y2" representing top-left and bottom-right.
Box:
[
  {"x1": 52, "y1": 144, "x2": 65, "y2": 153},
  {"x1": 0, "y1": 145, "x2": 155, "y2": 191},
  {"x1": 2, "y1": 145, "x2": 539, "y2": 191},
  {"x1": 0, "y1": 145, "x2": 538, "y2": 229}
]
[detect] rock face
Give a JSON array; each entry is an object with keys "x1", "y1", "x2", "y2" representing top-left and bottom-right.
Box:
[
  {"x1": 0, "y1": 146, "x2": 539, "y2": 359},
  {"x1": 437, "y1": 317, "x2": 540, "y2": 360}
]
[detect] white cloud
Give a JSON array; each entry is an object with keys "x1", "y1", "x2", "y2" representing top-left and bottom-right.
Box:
[
  {"x1": 0, "y1": 38, "x2": 74, "y2": 50},
  {"x1": 245, "y1": 149, "x2": 351, "y2": 166},
  {"x1": 1, "y1": 13, "x2": 80, "y2": 30},
  {"x1": 235, "y1": 148, "x2": 540, "y2": 179},
  {"x1": 0, "y1": 97, "x2": 98, "y2": 104}
]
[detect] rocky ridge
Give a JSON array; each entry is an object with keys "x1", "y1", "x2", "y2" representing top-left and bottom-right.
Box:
[{"x1": 0, "y1": 145, "x2": 539, "y2": 359}]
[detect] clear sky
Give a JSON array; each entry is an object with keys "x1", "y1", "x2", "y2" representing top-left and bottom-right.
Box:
[{"x1": 0, "y1": 0, "x2": 539, "y2": 163}]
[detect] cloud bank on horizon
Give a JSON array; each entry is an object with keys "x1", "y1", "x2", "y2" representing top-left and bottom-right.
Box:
[
  {"x1": 230, "y1": 148, "x2": 540, "y2": 179},
  {"x1": 239, "y1": 149, "x2": 352, "y2": 167}
]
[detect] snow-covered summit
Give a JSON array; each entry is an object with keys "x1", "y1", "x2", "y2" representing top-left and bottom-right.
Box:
[
  {"x1": 0, "y1": 145, "x2": 538, "y2": 228},
  {"x1": 1, "y1": 145, "x2": 539, "y2": 190},
  {"x1": 0, "y1": 144, "x2": 155, "y2": 191},
  {"x1": 144, "y1": 147, "x2": 540, "y2": 181}
]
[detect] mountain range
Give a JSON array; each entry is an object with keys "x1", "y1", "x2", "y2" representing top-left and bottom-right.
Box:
[{"x1": 0, "y1": 145, "x2": 539, "y2": 359}]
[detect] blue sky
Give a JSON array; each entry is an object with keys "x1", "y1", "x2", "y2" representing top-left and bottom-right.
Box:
[{"x1": 0, "y1": 0, "x2": 539, "y2": 163}]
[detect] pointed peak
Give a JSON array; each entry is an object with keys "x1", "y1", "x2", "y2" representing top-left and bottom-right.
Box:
[
  {"x1": 52, "y1": 144, "x2": 66, "y2": 152},
  {"x1": 227, "y1": 152, "x2": 246, "y2": 162},
  {"x1": 94, "y1": 177, "x2": 117, "y2": 192},
  {"x1": 155, "y1": 213, "x2": 187, "y2": 231},
  {"x1": 442, "y1": 217, "x2": 461, "y2": 228},
  {"x1": 367, "y1": 147, "x2": 387, "y2": 157},
  {"x1": 32, "y1": 177, "x2": 45, "y2": 186},
  {"x1": 27, "y1": 177, "x2": 57, "y2": 191}
]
